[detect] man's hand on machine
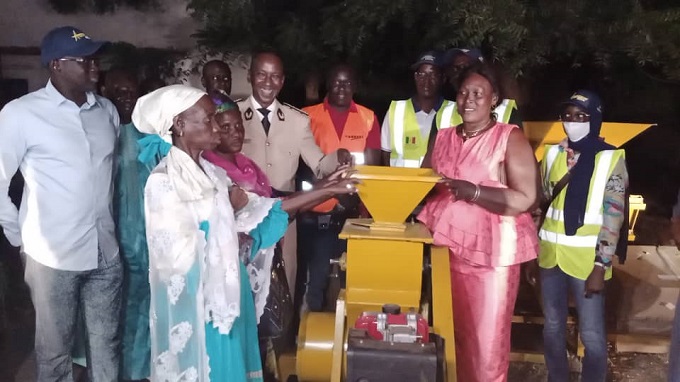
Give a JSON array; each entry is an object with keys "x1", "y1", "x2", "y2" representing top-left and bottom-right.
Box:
[
  {"x1": 316, "y1": 165, "x2": 360, "y2": 195},
  {"x1": 336, "y1": 148, "x2": 354, "y2": 166}
]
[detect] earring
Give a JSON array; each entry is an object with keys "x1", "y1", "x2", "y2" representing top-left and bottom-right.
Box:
[{"x1": 178, "y1": 130, "x2": 184, "y2": 137}]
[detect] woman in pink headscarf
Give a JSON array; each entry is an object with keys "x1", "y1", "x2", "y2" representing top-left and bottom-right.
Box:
[
  {"x1": 419, "y1": 63, "x2": 540, "y2": 382},
  {"x1": 202, "y1": 99, "x2": 357, "y2": 381}
]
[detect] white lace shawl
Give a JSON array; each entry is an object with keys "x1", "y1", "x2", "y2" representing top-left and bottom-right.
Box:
[{"x1": 145, "y1": 147, "x2": 276, "y2": 381}]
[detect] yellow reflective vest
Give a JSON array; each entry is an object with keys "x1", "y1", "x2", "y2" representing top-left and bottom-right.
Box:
[
  {"x1": 387, "y1": 99, "x2": 450, "y2": 168},
  {"x1": 436, "y1": 98, "x2": 517, "y2": 130},
  {"x1": 538, "y1": 144, "x2": 625, "y2": 280}
]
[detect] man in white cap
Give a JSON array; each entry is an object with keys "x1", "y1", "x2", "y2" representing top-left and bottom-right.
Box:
[{"x1": 0, "y1": 26, "x2": 121, "y2": 381}]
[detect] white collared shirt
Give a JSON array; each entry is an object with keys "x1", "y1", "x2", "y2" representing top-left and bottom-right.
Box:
[
  {"x1": 0, "y1": 80, "x2": 120, "y2": 271},
  {"x1": 250, "y1": 96, "x2": 278, "y2": 124}
]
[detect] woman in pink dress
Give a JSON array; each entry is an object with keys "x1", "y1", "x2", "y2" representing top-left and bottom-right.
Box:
[{"x1": 419, "y1": 63, "x2": 540, "y2": 382}]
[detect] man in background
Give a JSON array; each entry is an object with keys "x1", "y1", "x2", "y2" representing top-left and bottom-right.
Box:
[
  {"x1": 298, "y1": 63, "x2": 381, "y2": 312},
  {"x1": 202, "y1": 59, "x2": 232, "y2": 104}
]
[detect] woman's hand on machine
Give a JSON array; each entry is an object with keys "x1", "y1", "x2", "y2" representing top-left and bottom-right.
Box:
[{"x1": 316, "y1": 165, "x2": 356, "y2": 189}]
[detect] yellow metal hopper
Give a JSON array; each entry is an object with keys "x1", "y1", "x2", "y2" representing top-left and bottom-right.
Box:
[{"x1": 350, "y1": 165, "x2": 440, "y2": 230}]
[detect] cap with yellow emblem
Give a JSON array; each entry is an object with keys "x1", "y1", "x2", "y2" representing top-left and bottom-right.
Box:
[{"x1": 40, "y1": 26, "x2": 109, "y2": 67}]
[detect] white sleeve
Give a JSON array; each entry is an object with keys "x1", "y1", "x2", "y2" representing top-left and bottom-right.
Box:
[
  {"x1": 380, "y1": 112, "x2": 392, "y2": 152},
  {"x1": 0, "y1": 104, "x2": 25, "y2": 247}
]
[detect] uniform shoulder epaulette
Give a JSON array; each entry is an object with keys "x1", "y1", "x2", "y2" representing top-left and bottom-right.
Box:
[{"x1": 282, "y1": 102, "x2": 308, "y2": 116}]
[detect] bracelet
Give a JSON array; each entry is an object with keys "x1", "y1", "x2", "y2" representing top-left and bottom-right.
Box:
[
  {"x1": 469, "y1": 184, "x2": 481, "y2": 203},
  {"x1": 594, "y1": 262, "x2": 606, "y2": 269}
]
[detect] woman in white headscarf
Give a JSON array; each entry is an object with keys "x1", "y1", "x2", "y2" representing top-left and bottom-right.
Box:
[{"x1": 134, "y1": 85, "x2": 357, "y2": 382}]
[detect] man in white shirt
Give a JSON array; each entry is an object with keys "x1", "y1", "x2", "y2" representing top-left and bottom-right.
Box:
[
  {"x1": 0, "y1": 26, "x2": 122, "y2": 381},
  {"x1": 380, "y1": 51, "x2": 447, "y2": 167}
]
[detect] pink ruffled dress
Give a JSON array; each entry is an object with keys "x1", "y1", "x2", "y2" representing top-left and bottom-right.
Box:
[{"x1": 418, "y1": 122, "x2": 538, "y2": 382}]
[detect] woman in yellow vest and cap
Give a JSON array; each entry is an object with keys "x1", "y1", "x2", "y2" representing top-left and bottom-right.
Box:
[{"x1": 538, "y1": 90, "x2": 628, "y2": 382}]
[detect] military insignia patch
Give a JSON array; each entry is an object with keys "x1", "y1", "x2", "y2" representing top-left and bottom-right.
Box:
[{"x1": 244, "y1": 108, "x2": 253, "y2": 121}]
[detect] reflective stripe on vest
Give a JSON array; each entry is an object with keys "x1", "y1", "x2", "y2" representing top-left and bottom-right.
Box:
[
  {"x1": 389, "y1": 100, "x2": 427, "y2": 168},
  {"x1": 438, "y1": 99, "x2": 517, "y2": 129},
  {"x1": 437, "y1": 101, "x2": 457, "y2": 130}
]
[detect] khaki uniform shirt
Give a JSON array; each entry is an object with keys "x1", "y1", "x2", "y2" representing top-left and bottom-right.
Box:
[{"x1": 238, "y1": 96, "x2": 338, "y2": 192}]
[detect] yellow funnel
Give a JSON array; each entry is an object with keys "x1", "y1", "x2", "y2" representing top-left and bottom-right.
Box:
[
  {"x1": 351, "y1": 165, "x2": 440, "y2": 230},
  {"x1": 524, "y1": 121, "x2": 654, "y2": 161}
]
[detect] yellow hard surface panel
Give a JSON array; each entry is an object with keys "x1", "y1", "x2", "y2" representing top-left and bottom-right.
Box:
[{"x1": 345, "y1": 238, "x2": 424, "y2": 315}]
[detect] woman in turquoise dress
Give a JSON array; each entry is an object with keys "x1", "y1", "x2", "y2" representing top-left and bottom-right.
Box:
[{"x1": 133, "y1": 85, "x2": 357, "y2": 381}]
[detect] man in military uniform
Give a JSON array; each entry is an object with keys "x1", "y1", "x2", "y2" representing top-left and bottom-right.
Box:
[{"x1": 237, "y1": 51, "x2": 351, "y2": 298}]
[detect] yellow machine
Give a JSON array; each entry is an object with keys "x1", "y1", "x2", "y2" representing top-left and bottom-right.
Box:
[
  {"x1": 295, "y1": 166, "x2": 455, "y2": 381},
  {"x1": 289, "y1": 121, "x2": 653, "y2": 382}
]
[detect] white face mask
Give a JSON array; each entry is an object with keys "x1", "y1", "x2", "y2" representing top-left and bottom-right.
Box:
[{"x1": 562, "y1": 121, "x2": 590, "y2": 142}]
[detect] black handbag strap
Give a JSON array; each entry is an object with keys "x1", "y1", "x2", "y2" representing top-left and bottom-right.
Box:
[
  {"x1": 549, "y1": 171, "x2": 571, "y2": 205},
  {"x1": 536, "y1": 171, "x2": 571, "y2": 230}
]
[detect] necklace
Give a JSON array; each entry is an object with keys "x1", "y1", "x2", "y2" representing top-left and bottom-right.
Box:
[{"x1": 461, "y1": 119, "x2": 495, "y2": 140}]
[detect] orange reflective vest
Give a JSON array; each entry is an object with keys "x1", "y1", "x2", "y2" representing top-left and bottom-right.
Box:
[{"x1": 302, "y1": 102, "x2": 376, "y2": 212}]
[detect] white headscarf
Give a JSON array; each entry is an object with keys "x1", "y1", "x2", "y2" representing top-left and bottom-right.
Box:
[{"x1": 132, "y1": 84, "x2": 207, "y2": 143}]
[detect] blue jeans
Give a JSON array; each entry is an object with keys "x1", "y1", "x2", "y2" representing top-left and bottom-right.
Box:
[
  {"x1": 25, "y1": 252, "x2": 123, "y2": 382},
  {"x1": 541, "y1": 266, "x2": 607, "y2": 382},
  {"x1": 670, "y1": 293, "x2": 680, "y2": 382}
]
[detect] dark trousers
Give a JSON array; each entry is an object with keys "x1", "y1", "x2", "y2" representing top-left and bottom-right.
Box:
[{"x1": 296, "y1": 214, "x2": 347, "y2": 312}]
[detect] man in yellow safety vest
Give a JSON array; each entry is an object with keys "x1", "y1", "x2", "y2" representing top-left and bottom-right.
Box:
[{"x1": 380, "y1": 51, "x2": 450, "y2": 167}]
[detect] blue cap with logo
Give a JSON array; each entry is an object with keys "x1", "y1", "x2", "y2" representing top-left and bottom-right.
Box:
[
  {"x1": 563, "y1": 89, "x2": 604, "y2": 136},
  {"x1": 40, "y1": 26, "x2": 108, "y2": 67},
  {"x1": 562, "y1": 90, "x2": 602, "y2": 113},
  {"x1": 411, "y1": 51, "x2": 442, "y2": 70},
  {"x1": 441, "y1": 48, "x2": 484, "y2": 67}
]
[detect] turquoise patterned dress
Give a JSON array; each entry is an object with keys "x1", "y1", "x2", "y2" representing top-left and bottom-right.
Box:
[{"x1": 116, "y1": 122, "x2": 165, "y2": 379}]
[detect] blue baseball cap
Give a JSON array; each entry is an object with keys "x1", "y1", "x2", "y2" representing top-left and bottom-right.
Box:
[
  {"x1": 411, "y1": 51, "x2": 443, "y2": 70},
  {"x1": 40, "y1": 26, "x2": 108, "y2": 67},
  {"x1": 441, "y1": 48, "x2": 484, "y2": 67},
  {"x1": 562, "y1": 90, "x2": 603, "y2": 114}
]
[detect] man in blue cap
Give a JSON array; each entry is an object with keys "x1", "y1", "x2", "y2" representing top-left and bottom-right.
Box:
[
  {"x1": 380, "y1": 51, "x2": 450, "y2": 167},
  {"x1": 537, "y1": 90, "x2": 628, "y2": 381},
  {"x1": 439, "y1": 47, "x2": 523, "y2": 129},
  {"x1": 0, "y1": 26, "x2": 122, "y2": 381}
]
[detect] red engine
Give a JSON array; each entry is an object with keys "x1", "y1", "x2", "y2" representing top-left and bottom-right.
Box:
[{"x1": 353, "y1": 304, "x2": 429, "y2": 343}]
